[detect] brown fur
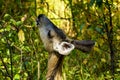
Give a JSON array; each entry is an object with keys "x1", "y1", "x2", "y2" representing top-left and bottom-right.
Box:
[
  {"x1": 36, "y1": 14, "x2": 95, "y2": 80},
  {"x1": 46, "y1": 52, "x2": 64, "y2": 80},
  {"x1": 45, "y1": 40, "x2": 95, "y2": 80}
]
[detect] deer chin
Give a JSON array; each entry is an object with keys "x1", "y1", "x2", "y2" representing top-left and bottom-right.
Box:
[{"x1": 53, "y1": 41, "x2": 75, "y2": 55}]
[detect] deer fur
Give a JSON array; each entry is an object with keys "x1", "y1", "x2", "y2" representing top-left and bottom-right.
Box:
[
  {"x1": 46, "y1": 52, "x2": 64, "y2": 80},
  {"x1": 36, "y1": 14, "x2": 95, "y2": 80}
]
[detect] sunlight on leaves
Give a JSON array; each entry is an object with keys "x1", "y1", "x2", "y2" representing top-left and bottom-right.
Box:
[
  {"x1": 83, "y1": 59, "x2": 88, "y2": 64},
  {"x1": 0, "y1": 0, "x2": 120, "y2": 79},
  {"x1": 18, "y1": 29, "x2": 25, "y2": 43},
  {"x1": 21, "y1": 14, "x2": 27, "y2": 22},
  {"x1": 4, "y1": 13, "x2": 11, "y2": 21},
  {"x1": 117, "y1": 36, "x2": 120, "y2": 40},
  {"x1": 14, "y1": 74, "x2": 20, "y2": 80},
  {"x1": 101, "y1": 58, "x2": 106, "y2": 63},
  {"x1": 16, "y1": 21, "x2": 23, "y2": 27},
  {"x1": 94, "y1": 47, "x2": 100, "y2": 52}
]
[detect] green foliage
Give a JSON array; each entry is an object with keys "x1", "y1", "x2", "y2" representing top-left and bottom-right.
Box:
[
  {"x1": 90, "y1": 0, "x2": 103, "y2": 7},
  {"x1": 0, "y1": 0, "x2": 120, "y2": 80}
]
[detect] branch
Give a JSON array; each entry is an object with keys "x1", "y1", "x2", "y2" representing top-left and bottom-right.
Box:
[
  {"x1": 104, "y1": 0, "x2": 115, "y2": 79},
  {"x1": 0, "y1": 55, "x2": 11, "y2": 79}
]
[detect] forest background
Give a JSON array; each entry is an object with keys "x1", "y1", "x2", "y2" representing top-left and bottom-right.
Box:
[{"x1": 0, "y1": 0, "x2": 120, "y2": 80}]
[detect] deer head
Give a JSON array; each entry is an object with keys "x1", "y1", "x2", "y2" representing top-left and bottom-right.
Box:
[{"x1": 36, "y1": 14, "x2": 95, "y2": 80}]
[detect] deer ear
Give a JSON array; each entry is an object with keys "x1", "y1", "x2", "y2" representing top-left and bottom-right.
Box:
[{"x1": 53, "y1": 42, "x2": 75, "y2": 55}]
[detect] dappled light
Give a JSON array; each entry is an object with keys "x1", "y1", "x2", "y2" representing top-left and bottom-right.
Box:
[{"x1": 0, "y1": 0, "x2": 120, "y2": 80}]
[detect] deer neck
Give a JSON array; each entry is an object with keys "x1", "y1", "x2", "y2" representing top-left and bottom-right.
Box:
[{"x1": 46, "y1": 52, "x2": 64, "y2": 80}]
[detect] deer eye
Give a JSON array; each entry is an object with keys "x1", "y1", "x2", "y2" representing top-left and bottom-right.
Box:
[{"x1": 48, "y1": 30, "x2": 54, "y2": 38}]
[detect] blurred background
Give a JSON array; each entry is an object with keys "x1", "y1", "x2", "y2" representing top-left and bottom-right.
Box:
[{"x1": 0, "y1": 0, "x2": 120, "y2": 80}]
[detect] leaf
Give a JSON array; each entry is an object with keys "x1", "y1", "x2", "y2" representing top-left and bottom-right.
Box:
[
  {"x1": 117, "y1": 36, "x2": 120, "y2": 40},
  {"x1": 89, "y1": 0, "x2": 95, "y2": 6},
  {"x1": 89, "y1": 0, "x2": 103, "y2": 7},
  {"x1": 14, "y1": 74, "x2": 20, "y2": 80},
  {"x1": 21, "y1": 14, "x2": 27, "y2": 22},
  {"x1": 101, "y1": 58, "x2": 106, "y2": 63},
  {"x1": 4, "y1": 14, "x2": 11, "y2": 21},
  {"x1": 80, "y1": 23, "x2": 85, "y2": 31},
  {"x1": 10, "y1": 19, "x2": 16, "y2": 25},
  {"x1": 96, "y1": 0, "x2": 103, "y2": 7},
  {"x1": 16, "y1": 21, "x2": 23, "y2": 27},
  {"x1": 6, "y1": 25, "x2": 11, "y2": 31},
  {"x1": 95, "y1": 27, "x2": 104, "y2": 34},
  {"x1": 18, "y1": 29, "x2": 25, "y2": 43}
]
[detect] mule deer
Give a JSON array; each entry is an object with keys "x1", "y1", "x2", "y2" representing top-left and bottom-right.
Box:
[{"x1": 36, "y1": 14, "x2": 95, "y2": 80}]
